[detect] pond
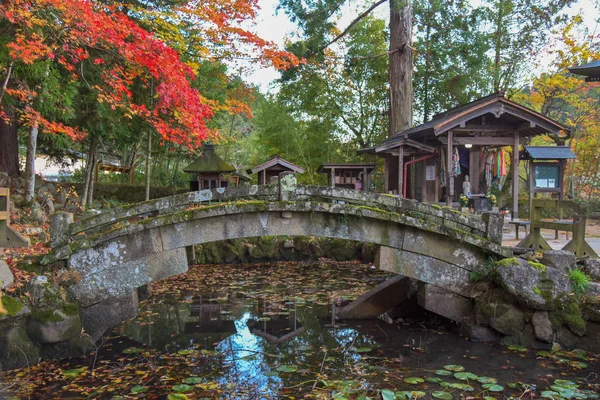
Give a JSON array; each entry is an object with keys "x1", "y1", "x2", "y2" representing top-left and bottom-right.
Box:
[{"x1": 1, "y1": 261, "x2": 599, "y2": 399}]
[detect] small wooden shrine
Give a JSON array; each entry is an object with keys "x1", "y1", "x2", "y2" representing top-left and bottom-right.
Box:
[
  {"x1": 246, "y1": 155, "x2": 304, "y2": 185},
  {"x1": 365, "y1": 92, "x2": 569, "y2": 219},
  {"x1": 520, "y1": 145, "x2": 576, "y2": 213},
  {"x1": 183, "y1": 144, "x2": 243, "y2": 191},
  {"x1": 318, "y1": 163, "x2": 375, "y2": 191}
]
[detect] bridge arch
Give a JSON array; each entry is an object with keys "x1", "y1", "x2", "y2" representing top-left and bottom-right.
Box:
[{"x1": 45, "y1": 175, "x2": 507, "y2": 313}]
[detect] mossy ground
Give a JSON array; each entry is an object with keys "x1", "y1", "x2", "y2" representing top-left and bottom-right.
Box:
[{"x1": 1, "y1": 296, "x2": 24, "y2": 316}]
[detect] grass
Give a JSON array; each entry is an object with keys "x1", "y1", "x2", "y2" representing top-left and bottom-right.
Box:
[{"x1": 568, "y1": 268, "x2": 592, "y2": 294}]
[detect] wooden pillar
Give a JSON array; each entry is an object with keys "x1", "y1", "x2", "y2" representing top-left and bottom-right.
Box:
[
  {"x1": 330, "y1": 168, "x2": 335, "y2": 188},
  {"x1": 362, "y1": 167, "x2": 368, "y2": 192},
  {"x1": 383, "y1": 156, "x2": 390, "y2": 193},
  {"x1": 262, "y1": 169, "x2": 267, "y2": 186},
  {"x1": 447, "y1": 130, "x2": 454, "y2": 206},
  {"x1": 529, "y1": 161, "x2": 534, "y2": 221},
  {"x1": 397, "y1": 146, "x2": 404, "y2": 198},
  {"x1": 469, "y1": 147, "x2": 480, "y2": 194},
  {"x1": 512, "y1": 132, "x2": 520, "y2": 220}
]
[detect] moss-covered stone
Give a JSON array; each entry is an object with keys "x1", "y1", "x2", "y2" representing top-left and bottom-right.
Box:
[
  {"x1": 549, "y1": 300, "x2": 587, "y2": 336},
  {"x1": 2, "y1": 296, "x2": 24, "y2": 316},
  {"x1": 496, "y1": 257, "x2": 520, "y2": 268},
  {"x1": 528, "y1": 261, "x2": 547, "y2": 272}
]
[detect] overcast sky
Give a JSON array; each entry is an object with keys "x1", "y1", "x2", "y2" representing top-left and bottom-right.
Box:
[{"x1": 243, "y1": 0, "x2": 600, "y2": 92}]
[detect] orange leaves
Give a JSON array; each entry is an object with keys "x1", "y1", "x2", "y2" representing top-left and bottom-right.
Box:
[{"x1": 7, "y1": 33, "x2": 53, "y2": 64}]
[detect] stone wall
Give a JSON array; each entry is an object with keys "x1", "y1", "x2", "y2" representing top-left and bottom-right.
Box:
[{"x1": 191, "y1": 236, "x2": 377, "y2": 265}]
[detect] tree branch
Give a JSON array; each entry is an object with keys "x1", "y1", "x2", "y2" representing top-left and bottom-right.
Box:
[{"x1": 319, "y1": 0, "x2": 388, "y2": 52}]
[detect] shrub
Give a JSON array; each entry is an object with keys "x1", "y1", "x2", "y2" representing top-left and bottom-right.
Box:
[{"x1": 568, "y1": 268, "x2": 592, "y2": 294}]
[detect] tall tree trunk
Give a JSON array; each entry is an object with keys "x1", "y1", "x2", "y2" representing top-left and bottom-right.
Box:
[
  {"x1": 423, "y1": 15, "x2": 431, "y2": 121},
  {"x1": 388, "y1": 0, "x2": 413, "y2": 137},
  {"x1": 0, "y1": 106, "x2": 19, "y2": 177},
  {"x1": 492, "y1": 0, "x2": 505, "y2": 92},
  {"x1": 88, "y1": 149, "x2": 97, "y2": 206},
  {"x1": 145, "y1": 131, "x2": 151, "y2": 201},
  {"x1": 24, "y1": 119, "x2": 39, "y2": 203},
  {"x1": 80, "y1": 138, "x2": 97, "y2": 208}
]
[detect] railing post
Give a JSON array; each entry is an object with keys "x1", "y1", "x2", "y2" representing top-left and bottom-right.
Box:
[
  {"x1": 279, "y1": 172, "x2": 297, "y2": 202},
  {"x1": 49, "y1": 212, "x2": 74, "y2": 248},
  {"x1": 482, "y1": 211, "x2": 503, "y2": 244}
]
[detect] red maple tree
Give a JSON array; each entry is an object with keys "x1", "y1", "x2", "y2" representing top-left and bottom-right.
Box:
[{"x1": 0, "y1": 0, "x2": 300, "y2": 148}]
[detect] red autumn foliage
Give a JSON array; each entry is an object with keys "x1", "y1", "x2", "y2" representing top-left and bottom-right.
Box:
[{"x1": 1, "y1": 0, "x2": 300, "y2": 148}]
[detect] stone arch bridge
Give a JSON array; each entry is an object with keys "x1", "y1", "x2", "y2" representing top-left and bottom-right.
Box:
[{"x1": 44, "y1": 175, "x2": 508, "y2": 338}]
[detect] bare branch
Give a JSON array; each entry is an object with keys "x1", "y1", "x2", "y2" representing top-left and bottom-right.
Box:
[{"x1": 319, "y1": 0, "x2": 388, "y2": 52}]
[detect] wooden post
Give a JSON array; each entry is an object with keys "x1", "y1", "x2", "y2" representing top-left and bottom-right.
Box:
[
  {"x1": 262, "y1": 169, "x2": 267, "y2": 186},
  {"x1": 447, "y1": 130, "x2": 453, "y2": 206},
  {"x1": 383, "y1": 156, "x2": 390, "y2": 193},
  {"x1": 529, "y1": 161, "x2": 534, "y2": 222},
  {"x1": 362, "y1": 167, "x2": 368, "y2": 192},
  {"x1": 397, "y1": 146, "x2": 404, "y2": 198},
  {"x1": 512, "y1": 132, "x2": 520, "y2": 220}
]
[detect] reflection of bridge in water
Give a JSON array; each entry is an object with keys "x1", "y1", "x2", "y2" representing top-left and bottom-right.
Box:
[
  {"x1": 186, "y1": 294, "x2": 236, "y2": 335},
  {"x1": 247, "y1": 300, "x2": 305, "y2": 344}
]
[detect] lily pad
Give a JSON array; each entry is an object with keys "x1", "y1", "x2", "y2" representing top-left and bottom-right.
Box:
[
  {"x1": 435, "y1": 369, "x2": 453, "y2": 376},
  {"x1": 483, "y1": 384, "x2": 504, "y2": 392},
  {"x1": 507, "y1": 345, "x2": 527, "y2": 352},
  {"x1": 354, "y1": 347, "x2": 373, "y2": 353},
  {"x1": 404, "y1": 377, "x2": 424, "y2": 385},
  {"x1": 454, "y1": 372, "x2": 478, "y2": 381},
  {"x1": 172, "y1": 384, "x2": 194, "y2": 393},
  {"x1": 264, "y1": 371, "x2": 279, "y2": 377},
  {"x1": 184, "y1": 377, "x2": 202, "y2": 385},
  {"x1": 554, "y1": 380, "x2": 578, "y2": 389},
  {"x1": 551, "y1": 385, "x2": 577, "y2": 398},
  {"x1": 123, "y1": 347, "x2": 143, "y2": 354},
  {"x1": 177, "y1": 349, "x2": 194, "y2": 356},
  {"x1": 537, "y1": 350, "x2": 553, "y2": 357},
  {"x1": 130, "y1": 386, "x2": 149, "y2": 394},
  {"x1": 396, "y1": 391, "x2": 426, "y2": 399},
  {"x1": 541, "y1": 391, "x2": 564, "y2": 399},
  {"x1": 568, "y1": 361, "x2": 588, "y2": 369},
  {"x1": 432, "y1": 391, "x2": 453, "y2": 400},
  {"x1": 449, "y1": 383, "x2": 474, "y2": 391},
  {"x1": 477, "y1": 377, "x2": 498, "y2": 384},
  {"x1": 426, "y1": 377, "x2": 443, "y2": 383},
  {"x1": 381, "y1": 389, "x2": 395, "y2": 400},
  {"x1": 168, "y1": 395, "x2": 189, "y2": 400},
  {"x1": 62, "y1": 367, "x2": 87, "y2": 378},
  {"x1": 443, "y1": 365, "x2": 465, "y2": 372},
  {"x1": 276, "y1": 364, "x2": 298, "y2": 373}
]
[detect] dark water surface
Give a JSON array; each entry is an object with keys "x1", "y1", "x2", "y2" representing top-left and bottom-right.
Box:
[{"x1": 1, "y1": 261, "x2": 599, "y2": 399}]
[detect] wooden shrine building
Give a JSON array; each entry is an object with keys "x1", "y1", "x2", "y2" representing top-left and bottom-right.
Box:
[
  {"x1": 246, "y1": 155, "x2": 304, "y2": 185},
  {"x1": 183, "y1": 144, "x2": 246, "y2": 191},
  {"x1": 318, "y1": 163, "x2": 375, "y2": 191},
  {"x1": 366, "y1": 92, "x2": 569, "y2": 219}
]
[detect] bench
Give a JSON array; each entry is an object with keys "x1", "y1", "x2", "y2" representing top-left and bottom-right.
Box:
[
  {"x1": 517, "y1": 199, "x2": 597, "y2": 258},
  {"x1": 509, "y1": 220, "x2": 572, "y2": 240},
  {"x1": 508, "y1": 220, "x2": 530, "y2": 240}
]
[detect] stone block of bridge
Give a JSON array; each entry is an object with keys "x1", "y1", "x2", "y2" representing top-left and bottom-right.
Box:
[
  {"x1": 418, "y1": 283, "x2": 473, "y2": 322},
  {"x1": 80, "y1": 290, "x2": 140, "y2": 342},
  {"x1": 50, "y1": 212, "x2": 73, "y2": 248},
  {"x1": 337, "y1": 275, "x2": 416, "y2": 319},
  {"x1": 69, "y1": 247, "x2": 188, "y2": 308}
]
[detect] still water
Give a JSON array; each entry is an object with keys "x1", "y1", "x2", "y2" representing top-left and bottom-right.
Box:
[{"x1": 2, "y1": 261, "x2": 599, "y2": 399}]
